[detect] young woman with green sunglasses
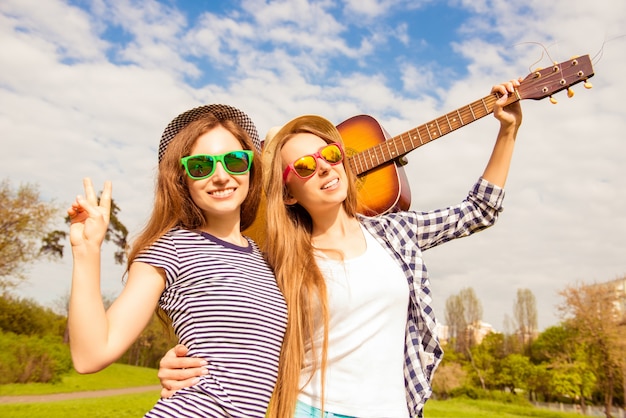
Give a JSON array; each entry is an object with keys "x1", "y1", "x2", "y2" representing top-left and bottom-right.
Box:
[{"x1": 67, "y1": 105, "x2": 287, "y2": 417}]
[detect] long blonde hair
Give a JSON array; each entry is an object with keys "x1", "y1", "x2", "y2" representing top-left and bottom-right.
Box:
[
  {"x1": 127, "y1": 114, "x2": 263, "y2": 268},
  {"x1": 263, "y1": 115, "x2": 359, "y2": 417}
]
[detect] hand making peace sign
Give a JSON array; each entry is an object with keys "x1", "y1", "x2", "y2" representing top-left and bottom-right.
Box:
[{"x1": 67, "y1": 177, "x2": 112, "y2": 252}]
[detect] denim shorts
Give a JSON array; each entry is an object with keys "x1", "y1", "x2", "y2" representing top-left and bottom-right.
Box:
[{"x1": 294, "y1": 400, "x2": 356, "y2": 418}]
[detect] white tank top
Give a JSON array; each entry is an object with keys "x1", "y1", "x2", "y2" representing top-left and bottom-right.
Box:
[{"x1": 298, "y1": 225, "x2": 410, "y2": 417}]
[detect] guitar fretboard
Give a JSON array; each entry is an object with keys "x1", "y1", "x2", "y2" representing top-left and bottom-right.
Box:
[
  {"x1": 348, "y1": 54, "x2": 595, "y2": 176},
  {"x1": 348, "y1": 92, "x2": 519, "y2": 175}
]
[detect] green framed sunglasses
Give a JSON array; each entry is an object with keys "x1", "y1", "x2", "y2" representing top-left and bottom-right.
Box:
[{"x1": 180, "y1": 150, "x2": 254, "y2": 180}]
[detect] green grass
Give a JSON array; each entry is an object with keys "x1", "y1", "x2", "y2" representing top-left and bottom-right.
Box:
[
  {"x1": 0, "y1": 392, "x2": 157, "y2": 418},
  {"x1": 0, "y1": 396, "x2": 588, "y2": 418},
  {"x1": 424, "y1": 398, "x2": 586, "y2": 418},
  {"x1": 0, "y1": 364, "x2": 160, "y2": 417},
  {"x1": 0, "y1": 366, "x2": 587, "y2": 418},
  {"x1": 0, "y1": 363, "x2": 159, "y2": 396}
]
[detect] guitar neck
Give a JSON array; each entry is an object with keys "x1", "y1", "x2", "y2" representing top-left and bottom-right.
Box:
[
  {"x1": 348, "y1": 54, "x2": 595, "y2": 176},
  {"x1": 348, "y1": 91, "x2": 520, "y2": 175}
]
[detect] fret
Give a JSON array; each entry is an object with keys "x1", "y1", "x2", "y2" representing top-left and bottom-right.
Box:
[
  {"x1": 427, "y1": 123, "x2": 435, "y2": 140},
  {"x1": 446, "y1": 115, "x2": 454, "y2": 132},
  {"x1": 418, "y1": 125, "x2": 428, "y2": 143},
  {"x1": 434, "y1": 119, "x2": 443, "y2": 136},
  {"x1": 357, "y1": 152, "x2": 365, "y2": 172},
  {"x1": 468, "y1": 103, "x2": 476, "y2": 120},
  {"x1": 349, "y1": 155, "x2": 358, "y2": 173},
  {"x1": 415, "y1": 126, "x2": 424, "y2": 145},
  {"x1": 456, "y1": 109, "x2": 464, "y2": 125},
  {"x1": 393, "y1": 135, "x2": 401, "y2": 156},
  {"x1": 407, "y1": 130, "x2": 416, "y2": 148},
  {"x1": 355, "y1": 153, "x2": 366, "y2": 173},
  {"x1": 359, "y1": 151, "x2": 371, "y2": 173},
  {"x1": 391, "y1": 139, "x2": 400, "y2": 158},
  {"x1": 396, "y1": 133, "x2": 408, "y2": 154},
  {"x1": 480, "y1": 97, "x2": 488, "y2": 114},
  {"x1": 402, "y1": 133, "x2": 411, "y2": 153},
  {"x1": 371, "y1": 150, "x2": 380, "y2": 167}
]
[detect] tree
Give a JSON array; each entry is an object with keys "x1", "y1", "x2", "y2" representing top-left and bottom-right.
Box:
[
  {"x1": 0, "y1": 179, "x2": 59, "y2": 290},
  {"x1": 445, "y1": 287, "x2": 483, "y2": 354},
  {"x1": 513, "y1": 288, "x2": 538, "y2": 351},
  {"x1": 0, "y1": 179, "x2": 129, "y2": 291},
  {"x1": 468, "y1": 331, "x2": 505, "y2": 390},
  {"x1": 0, "y1": 293, "x2": 66, "y2": 338},
  {"x1": 558, "y1": 280, "x2": 626, "y2": 418},
  {"x1": 498, "y1": 353, "x2": 534, "y2": 394},
  {"x1": 531, "y1": 324, "x2": 595, "y2": 408},
  {"x1": 501, "y1": 314, "x2": 524, "y2": 355}
]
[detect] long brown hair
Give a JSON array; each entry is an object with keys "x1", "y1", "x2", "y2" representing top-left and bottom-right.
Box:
[
  {"x1": 263, "y1": 115, "x2": 359, "y2": 417},
  {"x1": 127, "y1": 114, "x2": 263, "y2": 267}
]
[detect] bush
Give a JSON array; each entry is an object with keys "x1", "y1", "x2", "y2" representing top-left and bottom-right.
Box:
[
  {"x1": 0, "y1": 331, "x2": 72, "y2": 384},
  {"x1": 432, "y1": 361, "x2": 467, "y2": 399},
  {"x1": 0, "y1": 294, "x2": 66, "y2": 338},
  {"x1": 450, "y1": 385, "x2": 532, "y2": 406}
]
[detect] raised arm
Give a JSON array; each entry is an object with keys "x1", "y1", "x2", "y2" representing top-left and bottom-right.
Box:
[
  {"x1": 68, "y1": 178, "x2": 165, "y2": 373},
  {"x1": 481, "y1": 78, "x2": 523, "y2": 188}
]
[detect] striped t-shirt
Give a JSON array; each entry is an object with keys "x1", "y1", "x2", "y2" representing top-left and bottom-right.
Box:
[{"x1": 136, "y1": 228, "x2": 287, "y2": 418}]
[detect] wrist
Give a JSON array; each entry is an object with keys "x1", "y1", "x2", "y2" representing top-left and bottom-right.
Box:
[{"x1": 71, "y1": 242, "x2": 102, "y2": 260}]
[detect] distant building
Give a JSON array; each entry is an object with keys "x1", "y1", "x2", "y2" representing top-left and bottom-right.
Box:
[
  {"x1": 470, "y1": 321, "x2": 495, "y2": 344},
  {"x1": 436, "y1": 323, "x2": 449, "y2": 343},
  {"x1": 436, "y1": 320, "x2": 495, "y2": 345},
  {"x1": 598, "y1": 276, "x2": 626, "y2": 322}
]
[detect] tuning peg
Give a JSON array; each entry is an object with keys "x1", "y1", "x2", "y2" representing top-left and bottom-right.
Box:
[
  {"x1": 567, "y1": 88, "x2": 575, "y2": 98},
  {"x1": 584, "y1": 80, "x2": 593, "y2": 89},
  {"x1": 549, "y1": 96, "x2": 558, "y2": 104}
]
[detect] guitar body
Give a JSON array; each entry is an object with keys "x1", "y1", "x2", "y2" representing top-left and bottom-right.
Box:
[{"x1": 336, "y1": 115, "x2": 411, "y2": 216}]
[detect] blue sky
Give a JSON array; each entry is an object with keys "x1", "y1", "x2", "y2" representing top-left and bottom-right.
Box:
[{"x1": 1, "y1": 0, "x2": 625, "y2": 332}]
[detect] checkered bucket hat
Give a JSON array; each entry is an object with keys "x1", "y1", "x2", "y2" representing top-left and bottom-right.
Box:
[{"x1": 158, "y1": 104, "x2": 261, "y2": 163}]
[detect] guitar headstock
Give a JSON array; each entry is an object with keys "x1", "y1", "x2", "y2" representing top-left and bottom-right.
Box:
[{"x1": 518, "y1": 55, "x2": 594, "y2": 101}]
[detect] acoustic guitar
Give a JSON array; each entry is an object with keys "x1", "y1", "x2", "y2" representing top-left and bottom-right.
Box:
[{"x1": 245, "y1": 55, "x2": 594, "y2": 245}]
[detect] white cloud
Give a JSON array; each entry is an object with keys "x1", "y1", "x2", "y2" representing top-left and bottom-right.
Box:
[
  {"x1": 1, "y1": 0, "x2": 625, "y2": 332},
  {"x1": 1, "y1": 0, "x2": 109, "y2": 61}
]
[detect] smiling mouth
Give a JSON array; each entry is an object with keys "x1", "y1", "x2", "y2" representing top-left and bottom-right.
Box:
[
  {"x1": 322, "y1": 178, "x2": 338, "y2": 189},
  {"x1": 209, "y1": 188, "x2": 235, "y2": 197}
]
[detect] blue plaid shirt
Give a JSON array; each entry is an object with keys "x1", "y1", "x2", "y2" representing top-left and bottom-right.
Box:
[{"x1": 359, "y1": 177, "x2": 505, "y2": 417}]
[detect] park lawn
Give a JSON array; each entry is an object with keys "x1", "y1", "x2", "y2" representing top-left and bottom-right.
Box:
[
  {"x1": 0, "y1": 391, "x2": 158, "y2": 418},
  {"x1": 0, "y1": 366, "x2": 585, "y2": 418},
  {"x1": 0, "y1": 396, "x2": 587, "y2": 418},
  {"x1": 425, "y1": 398, "x2": 585, "y2": 418},
  {"x1": 0, "y1": 363, "x2": 159, "y2": 396}
]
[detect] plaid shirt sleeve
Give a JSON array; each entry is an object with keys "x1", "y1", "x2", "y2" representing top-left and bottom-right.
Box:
[
  {"x1": 359, "y1": 177, "x2": 505, "y2": 417},
  {"x1": 402, "y1": 177, "x2": 504, "y2": 251}
]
